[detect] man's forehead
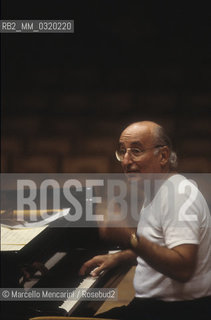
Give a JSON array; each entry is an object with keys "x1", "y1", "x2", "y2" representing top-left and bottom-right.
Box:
[{"x1": 119, "y1": 124, "x2": 154, "y2": 145}]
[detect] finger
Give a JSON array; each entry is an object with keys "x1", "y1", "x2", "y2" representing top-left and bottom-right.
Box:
[
  {"x1": 90, "y1": 264, "x2": 106, "y2": 277},
  {"x1": 38, "y1": 264, "x2": 48, "y2": 275},
  {"x1": 79, "y1": 258, "x2": 99, "y2": 276},
  {"x1": 22, "y1": 269, "x2": 31, "y2": 281},
  {"x1": 32, "y1": 262, "x2": 48, "y2": 275}
]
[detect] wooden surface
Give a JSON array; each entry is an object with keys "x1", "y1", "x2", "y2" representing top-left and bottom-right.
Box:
[{"x1": 96, "y1": 267, "x2": 135, "y2": 315}]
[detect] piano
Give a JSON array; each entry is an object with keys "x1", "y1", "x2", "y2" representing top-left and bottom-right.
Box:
[
  {"x1": 1, "y1": 185, "x2": 132, "y2": 320},
  {"x1": 1, "y1": 225, "x2": 130, "y2": 320}
]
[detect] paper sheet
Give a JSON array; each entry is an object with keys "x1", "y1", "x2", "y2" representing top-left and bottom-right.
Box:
[
  {"x1": 0, "y1": 208, "x2": 70, "y2": 251},
  {"x1": 1, "y1": 225, "x2": 47, "y2": 251}
]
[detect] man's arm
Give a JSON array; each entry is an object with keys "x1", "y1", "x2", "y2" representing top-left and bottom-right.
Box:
[
  {"x1": 79, "y1": 226, "x2": 198, "y2": 282},
  {"x1": 132, "y1": 235, "x2": 198, "y2": 283},
  {"x1": 96, "y1": 227, "x2": 198, "y2": 282},
  {"x1": 79, "y1": 249, "x2": 137, "y2": 277}
]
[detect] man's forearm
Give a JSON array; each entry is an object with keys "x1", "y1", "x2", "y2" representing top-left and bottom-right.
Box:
[
  {"x1": 133, "y1": 236, "x2": 197, "y2": 282},
  {"x1": 113, "y1": 249, "x2": 137, "y2": 266}
]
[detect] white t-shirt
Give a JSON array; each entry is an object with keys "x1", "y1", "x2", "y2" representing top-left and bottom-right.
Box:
[{"x1": 134, "y1": 174, "x2": 211, "y2": 301}]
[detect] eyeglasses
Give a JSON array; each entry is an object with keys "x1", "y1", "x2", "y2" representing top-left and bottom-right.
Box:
[{"x1": 115, "y1": 145, "x2": 165, "y2": 162}]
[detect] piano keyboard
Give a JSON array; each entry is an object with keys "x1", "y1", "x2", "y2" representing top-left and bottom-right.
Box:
[
  {"x1": 17, "y1": 249, "x2": 123, "y2": 316},
  {"x1": 59, "y1": 275, "x2": 99, "y2": 313},
  {"x1": 59, "y1": 250, "x2": 120, "y2": 314}
]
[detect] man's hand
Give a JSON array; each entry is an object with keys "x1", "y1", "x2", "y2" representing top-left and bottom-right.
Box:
[
  {"x1": 79, "y1": 254, "x2": 119, "y2": 277},
  {"x1": 79, "y1": 250, "x2": 137, "y2": 277},
  {"x1": 20, "y1": 262, "x2": 48, "y2": 284}
]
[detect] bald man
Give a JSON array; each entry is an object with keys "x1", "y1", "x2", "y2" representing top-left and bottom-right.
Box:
[{"x1": 79, "y1": 121, "x2": 211, "y2": 320}]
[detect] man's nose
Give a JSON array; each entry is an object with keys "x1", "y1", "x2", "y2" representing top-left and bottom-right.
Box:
[{"x1": 122, "y1": 151, "x2": 133, "y2": 165}]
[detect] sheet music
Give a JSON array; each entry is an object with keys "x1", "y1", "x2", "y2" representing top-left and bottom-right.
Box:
[
  {"x1": 1, "y1": 208, "x2": 70, "y2": 229},
  {"x1": 0, "y1": 208, "x2": 70, "y2": 251},
  {"x1": 0, "y1": 225, "x2": 47, "y2": 251}
]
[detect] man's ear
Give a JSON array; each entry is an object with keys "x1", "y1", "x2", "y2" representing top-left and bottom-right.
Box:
[{"x1": 159, "y1": 146, "x2": 170, "y2": 167}]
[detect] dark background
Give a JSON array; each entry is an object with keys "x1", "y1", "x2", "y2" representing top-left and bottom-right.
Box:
[{"x1": 1, "y1": 1, "x2": 211, "y2": 173}]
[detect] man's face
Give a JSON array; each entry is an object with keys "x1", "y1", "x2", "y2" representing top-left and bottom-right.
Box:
[{"x1": 119, "y1": 124, "x2": 163, "y2": 175}]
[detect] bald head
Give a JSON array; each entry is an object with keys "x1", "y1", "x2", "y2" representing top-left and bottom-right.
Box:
[
  {"x1": 120, "y1": 121, "x2": 162, "y2": 147},
  {"x1": 119, "y1": 121, "x2": 177, "y2": 172},
  {"x1": 126, "y1": 121, "x2": 161, "y2": 131}
]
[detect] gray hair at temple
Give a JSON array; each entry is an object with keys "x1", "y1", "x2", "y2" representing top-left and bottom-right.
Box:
[{"x1": 153, "y1": 126, "x2": 178, "y2": 170}]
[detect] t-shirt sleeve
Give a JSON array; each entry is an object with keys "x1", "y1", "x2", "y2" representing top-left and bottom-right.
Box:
[{"x1": 159, "y1": 179, "x2": 202, "y2": 249}]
